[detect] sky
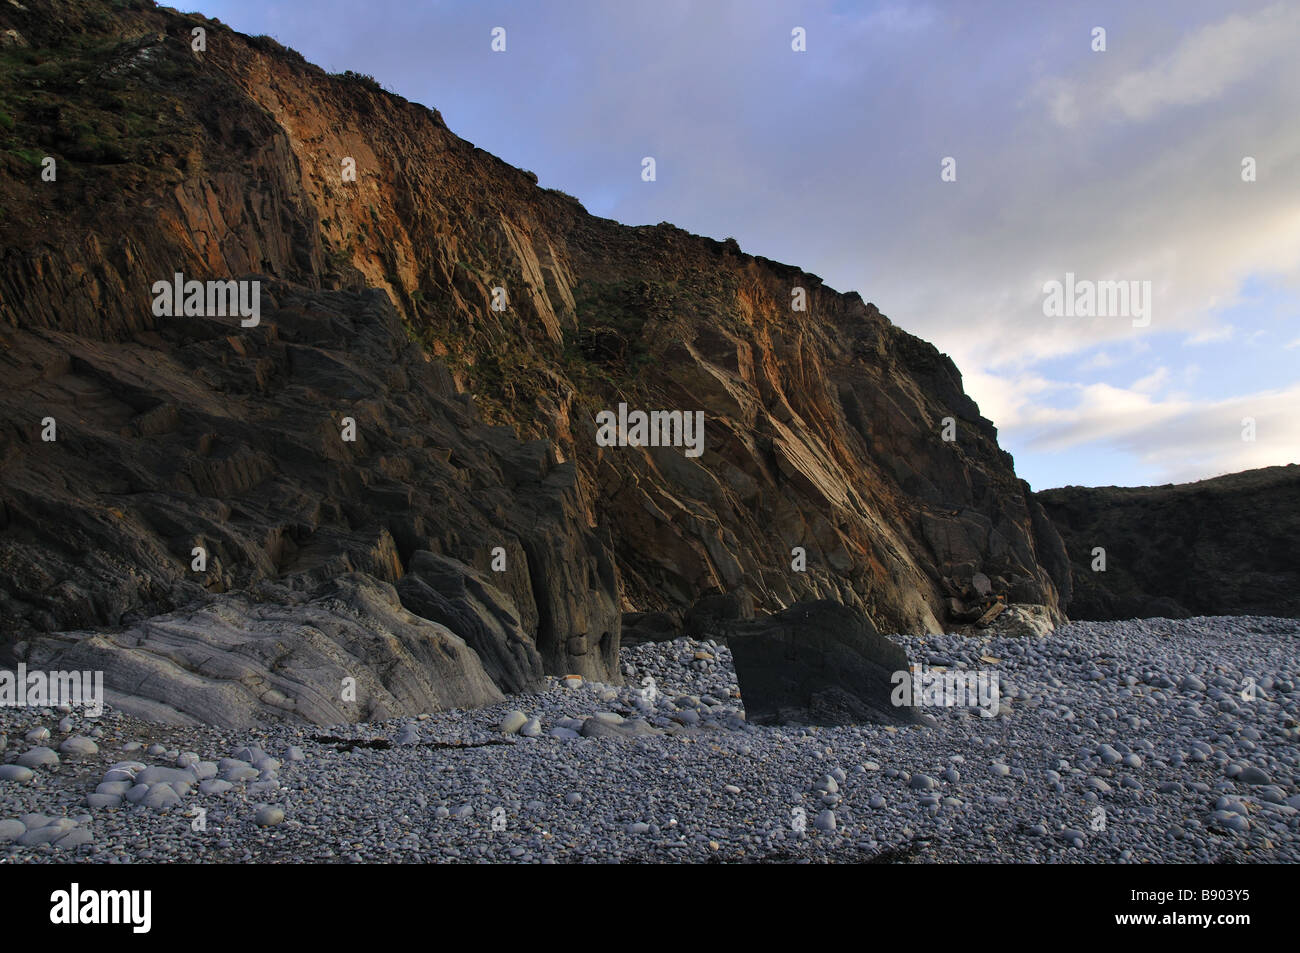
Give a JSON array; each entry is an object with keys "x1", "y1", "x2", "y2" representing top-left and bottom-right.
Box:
[{"x1": 195, "y1": 0, "x2": 1300, "y2": 490}]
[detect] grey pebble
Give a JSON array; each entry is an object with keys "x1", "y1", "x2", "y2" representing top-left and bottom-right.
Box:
[
  {"x1": 56, "y1": 828, "x2": 94, "y2": 849},
  {"x1": 59, "y1": 735, "x2": 98, "y2": 757},
  {"x1": 0, "y1": 819, "x2": 26, "y2": 841},
  {"x1": 17, "y1": 746, "x2": 59, "y2": 768},
  {"x1": 255, "y1": 805, "x2": 286, "y2": 827},
  {"x1": 519, "y1": 717, "x2": 542, "y2": 738},
  {"x1": 498, "y1": 710, "x2": 529, "y2": 735},
  {"x1": 1237, "y1": 766, "x2": 1271, "y2": 785},
  {"x1": 0, "y1": 765, "x2": 35, "y2": 783}
]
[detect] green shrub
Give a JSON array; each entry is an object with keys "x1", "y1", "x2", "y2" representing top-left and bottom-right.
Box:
[
  {"x1": 10, "y1": 148, "x2": 45, "y2": 171},
  {"x1": 248, "y1": 34, "x2": 307, "y2": 64},
  {"x1": 335, "y1": 70, "x2": 384, "y2": 93}
]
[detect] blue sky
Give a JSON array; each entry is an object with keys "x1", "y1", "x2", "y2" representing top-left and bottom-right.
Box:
[{"x1": 195, "y1": 0, "x2": 1300, "y2": 489}]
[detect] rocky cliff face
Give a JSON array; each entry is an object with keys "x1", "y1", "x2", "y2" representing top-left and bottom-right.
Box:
[
  {"x1": 0, "y1": 1, "x2": 1070, "y2": 721},
  {"x1": 1037, "y1": 465, "x2": 1300, "y2": 621}
]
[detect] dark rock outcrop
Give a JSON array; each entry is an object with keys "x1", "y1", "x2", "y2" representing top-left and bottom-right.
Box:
[
  {"x1": 1037, "y1": 465, "x2": 1300, "y2": 620},
  {"x1": 620, "y1": 610, "x2": 683, "y2": 647},
  {"x1": 683, "y1": 589, "x2": 755, "y2": 638},
  {"x1": 396, "y1": 550, "x2": 544, "y2": 694},
  {"x1": 727, "y1": 600, "x2": 921, "y2": 726},
  {"x1": 0, "y1": 279, "x2": 624, "y2": 694}
]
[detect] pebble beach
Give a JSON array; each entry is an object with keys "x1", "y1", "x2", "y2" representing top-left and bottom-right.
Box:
[{"x1": 2, "y1": 615, "x2": 1297, "y2": 863}]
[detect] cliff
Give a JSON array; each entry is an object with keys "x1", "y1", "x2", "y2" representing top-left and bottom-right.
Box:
[
  {"x1": 0, "y1": 1, "x2": 1071, "y2": 720},
  {"x1": 1037, "y1": 465, "x2": 1300, "y2": 621}
]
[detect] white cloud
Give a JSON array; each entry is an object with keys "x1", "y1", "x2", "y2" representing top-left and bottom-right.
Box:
[
  {"x1": 1132, "y1": 367, "x2": 1170, "y2": 393},
  {"x1": 1034, "y1": 4, "x2": 1300, "y2": 127},
  {"x1": 1184, "y1": 324, "x2": 1236, "y2": 345},
  {"x1": 963, "y1": 369, "x2": 1063, "y2": 430},
  {"x1": 1038, "y1": 79, "x2": 1079, "y2": 128},
  {"x1": 1108, "y1": 6, "x2": 1296, "y2": 120},
  {"x1": 1015, "y1": 383, "x2": 1300, "y2": 484}
]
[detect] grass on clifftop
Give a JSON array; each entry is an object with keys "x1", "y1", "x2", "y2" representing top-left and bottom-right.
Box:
[{"x1": 0, "y1": 11, "x2": 197, "y2": 180}]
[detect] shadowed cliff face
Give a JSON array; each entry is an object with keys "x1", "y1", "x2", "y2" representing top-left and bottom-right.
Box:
[
  {"x1": 1037, "y1": 465, "x2": 1300, "y2": 622},
  {"x1": 0, "y1": 1, "x2": 1069, "y2": 665}
]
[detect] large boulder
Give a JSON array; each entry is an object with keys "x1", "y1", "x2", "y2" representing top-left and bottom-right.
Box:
[
  {"x1": 17, "y1": 573, "x2": 504, "y2": 729},
  {"x1": 727, "y1": 600, "x2": 921, "y2": 726}
]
